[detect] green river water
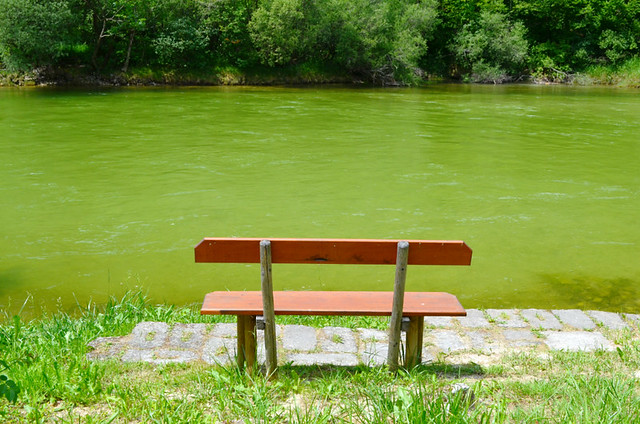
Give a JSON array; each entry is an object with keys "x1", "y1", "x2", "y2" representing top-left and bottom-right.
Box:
[{"x1": 1, "y1": 84, "x2": 639, "y2": 315}]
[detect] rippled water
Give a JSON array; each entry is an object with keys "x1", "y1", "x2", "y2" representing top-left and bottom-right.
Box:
[{"x1": 1, "y1": 84, "x2": 639, "y2": 315}]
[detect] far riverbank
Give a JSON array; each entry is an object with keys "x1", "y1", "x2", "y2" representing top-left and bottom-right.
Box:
[{"x1": 2, "y1": 62, "x2": 640, "y2": 88}]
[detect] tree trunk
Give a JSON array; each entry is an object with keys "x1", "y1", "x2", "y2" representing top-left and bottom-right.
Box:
[
  {"x1": 91, "y1": 19, "x2": 107, "y2": 71},
  {"x1": 122, "y1": 31, "x2": 135, "y2": 73}
]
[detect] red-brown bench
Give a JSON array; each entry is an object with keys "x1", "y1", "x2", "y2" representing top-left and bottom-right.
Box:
[{"x1": 196, "y1": 238, "x2": 472, "y2": 374}]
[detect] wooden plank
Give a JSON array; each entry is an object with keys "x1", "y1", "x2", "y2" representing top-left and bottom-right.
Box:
[
  {"x1": 260, "y1": 240, "x2": 278, "y2": 378},
  {"x1": 388, "y1": 241, "x2": 409, "y2": 371},
  {"x1": 201, "y1": 291, "x2": 466, "y2": 317},
  {"x1": 195, "y1": 238, "x2": 472, "y2": 265}
]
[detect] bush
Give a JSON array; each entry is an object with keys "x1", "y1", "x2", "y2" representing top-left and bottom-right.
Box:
[
  {"x1": 248, "y1": 0, "x2": 309, "y2": 66},
  {"x1": 329, "y1": 0, "x2": 438, "y2": 85},
  {"x1": 0, "y1": 0, "x2": 80, "y2": 71},
  {"x1": 599, "y1": 30, "x2": 638, "y2": 64},
  {"x1": 452, "y1": 11, "x2": 528, "y2": 82}
]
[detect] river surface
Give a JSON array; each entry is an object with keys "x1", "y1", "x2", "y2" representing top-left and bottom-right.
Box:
[{"x1": 1, "y1": 84, "x2": 639, "y2": 315}]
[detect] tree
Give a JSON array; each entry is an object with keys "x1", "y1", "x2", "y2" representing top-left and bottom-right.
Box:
[
  {"x1": 201, "y1": 0, "x2": 258, "y2": 68},
  {"x1": 248, "y1": 0, "x2": 309, "y2": 66},
  {"x1": 452, "y1": 11, "x2": 529, "y2": 82},
  {"x1": 328, "y1": 0, "x2": 439, "y2": 85},
  {"x1": 0, "y1": 0, "x2": 80, "y2": 71}
]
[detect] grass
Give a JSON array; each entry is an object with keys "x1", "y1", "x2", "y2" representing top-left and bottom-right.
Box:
[
  {"x1": 574, "y1": 57, "x2": 640, "y2": 88},
  {"x1": 1, "y1": 292, "x2": 640, "y2": 422}
]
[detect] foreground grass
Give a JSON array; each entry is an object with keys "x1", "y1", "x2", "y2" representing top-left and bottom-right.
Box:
[{"x1": 1, "y1": 292, "x2": 640, "y2": 422}]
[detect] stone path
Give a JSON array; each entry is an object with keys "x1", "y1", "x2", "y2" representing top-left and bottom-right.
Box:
[{"x1": 87, "y1": 309, "x2": 640, "y2": 367}]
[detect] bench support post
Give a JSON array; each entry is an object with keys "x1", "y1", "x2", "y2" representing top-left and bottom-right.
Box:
[
  {"x1": 405, "y1": 316, "x2": 424, "y2": 369},
  {"x1": 260, "y1": 240, "x2": 278, "y2": 378},
  {"x1": 387, "y1": 241, "x2": 409, "y2": 372},
  {"x1": 236, "y1": 315, "x2": 257, "y2": 372}
]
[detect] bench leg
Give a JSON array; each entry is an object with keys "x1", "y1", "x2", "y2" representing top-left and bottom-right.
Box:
[
  {"x1": 405, "y1": 316, "x2": 424, "y2": 369},
  {"x1": 236, "y1": 315, "x2": 257, "y2": 372}
]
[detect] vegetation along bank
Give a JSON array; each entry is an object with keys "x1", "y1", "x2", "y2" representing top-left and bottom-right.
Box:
[{"x1": 1, "y1": 0, "x2": 640, "y2": 87}]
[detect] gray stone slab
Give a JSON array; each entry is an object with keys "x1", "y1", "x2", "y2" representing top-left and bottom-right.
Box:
[
  {"x1": 431, "y1": 330, "x2": 466, "y2": 352},
  {"x1": 282, "y1": 325, "x2": 317, "y2": 351},
  {"x1": 130, "y1": 322, "x2": 169, "y2": 349},
  {"x1": 169, "y1": 323, "x2": 206, "y2": 349},
  {"x1": 320, "y1": 327, "x2": 357, "y2": 353},
  {"x1": 486, "y1": 309, "x2": 527, "y2": 328},
  {"x1": 211, "y1": 323, "x2": 237, "y2": 338},
  {"x1": 503, "y1": 329, "x2": 536, "y2": 342},
  {"x1": 202, "y1": 336, "x2": 236, "y2": 364},
  {"x1": 542, "y1": 331, "x2": 614, "y2": 351},
  {"x1": 587, "y1": 311, "x2": 629, "y2": 330},
  {"x1": 122, "y1": 349, "x2": 155, "y2": 362},
  {"x1": 287, "y1": 353, "x2": 358, "y2": 367},
  {"x1": 624, "y1": 314, "x2": 640, "y2": 328},
  {"x1": 122, "y1": 348, "x2": 198, "y2": 364},
  {"x1": 361, "y1": 342, "x2": 388, "y2": 366},
  {"x1": 552, "y1": 310, "x2": 596, "y2": 330},
  {"x1": 465, "y1": 330, "x2": 499, "y2": 353},
  {"x1": 421, "y1": 351, "x2": 435, "y2": 364},
  {"x1": 86, "y1": 336, "x2": 129, "y2": 360},
  {"x1": 502, "y1": 329, "x2": 541, "y2": 347},
  {"x1": 357, "y1": 328, "x2": 387, "y2": 342},
  {"x1": 454, "y1": 309, "x2": 490, "y2": 328},
  {"x1": 424, "y1": 316, "x2": 453, "y2": 327},
  {"x1": 520, "y1": 309, "x2": 563, "y2": 330},
  {"x1": 152, "y1": 349, "x2": 198, "y2": 364}
]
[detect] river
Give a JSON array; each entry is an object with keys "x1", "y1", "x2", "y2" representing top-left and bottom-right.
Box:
[{"x1": 1, "y1": 84, "x2": 639, "y2": 315}]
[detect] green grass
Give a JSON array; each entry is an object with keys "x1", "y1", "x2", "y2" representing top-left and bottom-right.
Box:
[
  {"x1": 574, "y1": 57, "x2": 640, "y2": 88},
  {"x1": 1, "y1": 292, "x2": 640, "y2": 422}
]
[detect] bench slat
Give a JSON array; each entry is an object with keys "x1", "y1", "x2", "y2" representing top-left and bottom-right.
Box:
[
  {"x1": 195, "y1": 238, "x2": 472, "y2": 265},
  {"x1": 201, "y1": 291, "x2": 466, "y2": 317}
]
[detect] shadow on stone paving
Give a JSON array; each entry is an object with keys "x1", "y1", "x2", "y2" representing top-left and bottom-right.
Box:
[{"x1": 277, "y1": 361, "x2": 486, "y2": 379}]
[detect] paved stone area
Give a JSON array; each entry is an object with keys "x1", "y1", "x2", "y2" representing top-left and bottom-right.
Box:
[{"x1": 87, "y1": 309, "x2": 639, "y2": 367}]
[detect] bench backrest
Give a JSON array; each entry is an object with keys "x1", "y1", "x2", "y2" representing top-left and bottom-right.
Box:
[{"x1": 195, "y1": 238, "x2": 472, "y2": 265}]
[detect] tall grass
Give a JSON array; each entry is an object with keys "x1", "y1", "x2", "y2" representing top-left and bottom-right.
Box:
[{"x1": 575, "y1": 57, "x2": 640, "y2": 87}]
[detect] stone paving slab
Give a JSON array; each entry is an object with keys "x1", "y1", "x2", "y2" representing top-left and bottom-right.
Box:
[
  {"x1": 87, "y1": 309, "x2": 638, "y2": 367},
  {"x1": 543, "y1": 331, "x2": 615, "y2": 352},
  {"x1": 520, "y1": 309, "x2": 563, "y2": 330},
  {"x1": 454, "y1": 309, "x2": 491, "y2": 328},
  {"x1": 486, "y1": 309, "x2": 528, "y2": 328},
  {"x1": 552, "y1": 309, "x2": 596, "y2": 330},
  {"x1": 587, "y1": 311, "x2": 629, "y2": 330}
]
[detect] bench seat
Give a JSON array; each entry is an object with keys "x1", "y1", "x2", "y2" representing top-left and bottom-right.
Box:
[{"x1": 201, "y1": 291, "x2": 466, "y2": 317}]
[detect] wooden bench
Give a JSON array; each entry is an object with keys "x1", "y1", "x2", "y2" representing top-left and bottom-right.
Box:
[{"x1": 196, "y1": 238, "x2": 472, "y2": 374}]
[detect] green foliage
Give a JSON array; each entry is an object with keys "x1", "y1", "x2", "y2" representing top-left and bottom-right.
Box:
[
  {"x1": 452, "y1": 11, "x2": 529, "y2": 83},
  {"x1": 0, "y1": 359, "x2": 19, "y2": 403},
  {"x1": 0, "y1": 0, "x2": 80, "y2": 71},
  {"x1": 249, "y1": 0, "x2": 308, "y2": 66},
  {"x1": 0, "y1": 0, "x2": 640, "y2": 83},
  {"x1": 203, "y1": 0, "x2": 258, "y2": 68},
  {"x1": 326, "y1": 0, "x2": 439, "y2": 85},
  {"x1": 599, "y1": 29, "x2": 638, "y2": 64},
  {"x1": 152, "y1": 15, "x2": 209, "y2": 68},
  {"x1": 512, "y1": 0, "x2": 640, "y2": 73}
]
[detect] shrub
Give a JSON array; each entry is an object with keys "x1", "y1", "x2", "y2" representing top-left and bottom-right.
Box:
[
  {"x1": 248, "y1": 0, "x2": 309, "y2": 66},
  {"x1": 452, "y1": 10, "x2": 529, "y2": 83},
  {"x1": 0, "y1": 0, "x2": 80, "y2": 71}
]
